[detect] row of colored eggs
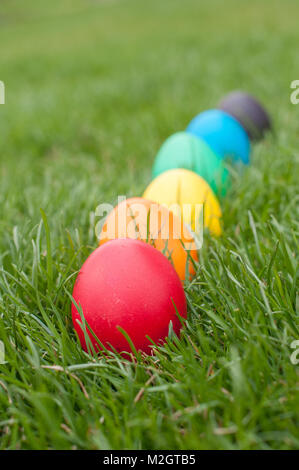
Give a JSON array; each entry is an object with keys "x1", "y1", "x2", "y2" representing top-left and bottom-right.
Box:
[
  {"x1": 144, "y1": 91, "x2": 271, "y2": 236},
  {"x1": 100, "y1": 91, "x2": 271, "y2": 279},
  {"x1": 71, "y1": 91, "x2": 271, "y2": 355}
]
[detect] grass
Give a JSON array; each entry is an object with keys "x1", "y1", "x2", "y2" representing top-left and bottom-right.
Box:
[{"x1": 0, "y1": 0, "x2": 298, "y2": 450}]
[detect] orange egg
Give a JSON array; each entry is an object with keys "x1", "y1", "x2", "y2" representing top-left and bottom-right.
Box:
[{"x1": 99, "y1": 197, "x2": 198, "y2": 281}]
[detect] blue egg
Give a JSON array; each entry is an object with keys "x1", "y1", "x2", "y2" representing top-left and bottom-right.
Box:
[{"x1": 187, "y1": 109, "x2": 250, "y2": 164}]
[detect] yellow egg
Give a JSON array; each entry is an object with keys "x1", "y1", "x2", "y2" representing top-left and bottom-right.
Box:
[{"x1": 143, "y1": 168, "x2": 222, "y2": 236}]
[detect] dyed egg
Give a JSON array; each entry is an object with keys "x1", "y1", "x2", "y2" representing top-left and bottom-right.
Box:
[
  {"x1": 143, "y1": 168, "x2": 222, "y2": 236},
  {"x1": 218, "y1": 90, "x2": 271, "y2": 140},
  {"x1": 152, "y1": 131, "x2": 230, "y2": 196},
  {"x1": 187, "y1": 109, "x2": 250, "y2": 164},
  {"x1": 99, "y1": 197, "x2": 198, "y2": 281},
  {"x1": 72, "y1": 239, "x2": 187, "y2": 355}
]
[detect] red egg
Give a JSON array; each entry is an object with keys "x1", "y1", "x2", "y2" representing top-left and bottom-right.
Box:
[{"x1": 71, "y1": 239, "x2": 187, "y2": 355}]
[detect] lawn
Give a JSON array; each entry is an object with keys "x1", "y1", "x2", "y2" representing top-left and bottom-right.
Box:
[{"x1": 0, "y1": 0, "x2": 298, "y2": 450}]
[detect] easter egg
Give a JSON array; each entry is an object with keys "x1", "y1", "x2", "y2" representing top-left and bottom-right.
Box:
[
  {"x1": 187, "y1": 109, "x2": 250, "y2": 164},
  {"x1": 143, "y1": 168, "x2": 222, "y2": 237},
  {"x1": 99, "y1": 197, "x2": 198, "y2": 281},
  {"x1": 152, "y1": 131, "x2": 230, "y2": 196},
  {"x1": 218, "y1": 90, "x2": 271, "y2": 140},
  {"x1": 72, "y1": 239, "x2": 187, "y2": 355}
]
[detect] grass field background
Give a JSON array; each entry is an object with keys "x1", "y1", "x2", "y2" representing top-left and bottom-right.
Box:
[{"x1": 0, "y1": 0, "x2": 298, "y2": 450}]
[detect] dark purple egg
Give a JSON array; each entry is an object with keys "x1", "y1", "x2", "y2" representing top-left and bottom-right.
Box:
[{"x1": 218, "y1": 91, "x2": 271, "y2": 140}]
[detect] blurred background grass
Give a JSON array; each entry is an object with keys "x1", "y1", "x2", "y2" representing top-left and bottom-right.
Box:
[
  {"x1": 0, "y1": 0, "x2": 298, "y2": 211},
  {"x1": 0, "y1": 0, "x2": 298, "y2": 450}
]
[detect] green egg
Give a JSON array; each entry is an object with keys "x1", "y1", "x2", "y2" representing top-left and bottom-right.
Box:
[{"x1": 152, "y1": 131, "x2": 230, "y2": 196}]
